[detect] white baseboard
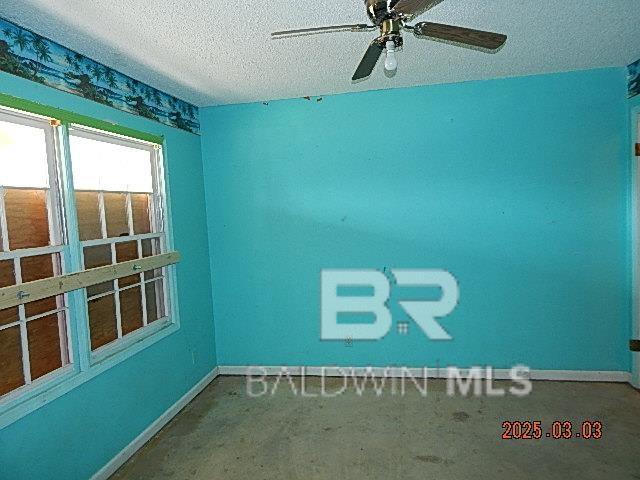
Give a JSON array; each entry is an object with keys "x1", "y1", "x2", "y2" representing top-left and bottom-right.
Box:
[
  {"x1": 91, "y1": 364, "x2": 630, "y2": 480},
  {"x1": 91, "y1": 367, "x2": 219, "y2": 480},
  {"x1": 217, "y1": 365, "x2": 631, "y2": 383}
]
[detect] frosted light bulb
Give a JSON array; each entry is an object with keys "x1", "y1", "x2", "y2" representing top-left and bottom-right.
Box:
[{"x1": 384, "y1": 40, "x2": 397, "y2": 72}]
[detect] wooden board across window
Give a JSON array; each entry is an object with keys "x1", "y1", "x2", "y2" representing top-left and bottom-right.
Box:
[{"x1": 0, "y1": 252, "x2": 180, "y2": 310}]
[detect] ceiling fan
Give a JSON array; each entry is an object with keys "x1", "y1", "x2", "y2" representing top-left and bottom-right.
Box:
[{"x1": 271, "y1": 0, "x2": 507, "y2": 81}]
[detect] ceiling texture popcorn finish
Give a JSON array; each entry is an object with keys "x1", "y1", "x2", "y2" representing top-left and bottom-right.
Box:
[
  {"x1": 0, "y1": 0, "x2": 639, "y2": 107},
  {"x1": 0, "y1": 17, "x2": 199, "y2": 133}
]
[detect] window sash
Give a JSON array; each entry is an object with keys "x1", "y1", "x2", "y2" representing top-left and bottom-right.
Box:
[
  {"x1": 68, "y1": 125, "x2": 170, "y2": 353},
  {"x1": 0, "y1": 108, "x2": 71, "y2": 393}
]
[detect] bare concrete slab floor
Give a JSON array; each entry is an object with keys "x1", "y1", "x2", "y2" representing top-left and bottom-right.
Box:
[{"x1": 112, "y1": 376, "x2": 640, "y2": 480}]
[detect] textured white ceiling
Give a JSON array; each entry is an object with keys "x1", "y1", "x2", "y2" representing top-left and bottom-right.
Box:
[{"x1": 1, "y1": 0, "x2": 639, "y2": 106}]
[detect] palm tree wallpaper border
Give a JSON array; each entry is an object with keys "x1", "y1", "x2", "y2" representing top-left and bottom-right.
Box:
[
  {"x1": 629, "y1": 58, "x2": 640, "y2": 99},
  {"x1": 0, "y1": 17, "x2": 199, "y2": 134}
]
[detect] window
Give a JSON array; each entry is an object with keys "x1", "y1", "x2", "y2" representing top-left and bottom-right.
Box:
[
  {"x1": 0, "y1": 105, "x2": 174, "y2": 402},
  {"x1": 69, "y1": 128, "x2": 169, "y2": 352}
]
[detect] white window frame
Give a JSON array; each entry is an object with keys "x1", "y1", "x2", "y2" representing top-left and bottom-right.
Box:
[{"x1": 0, "y1": 106, "x2": 180, "y2": 428}]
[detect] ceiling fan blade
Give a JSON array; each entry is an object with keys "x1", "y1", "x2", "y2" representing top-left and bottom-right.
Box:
[
  {"x1": 352, "y1": 40, "x2": 384, "y2": 81},
  {"x1": 271, "y1": 24, "x2": 373, "y2": 39},
  {"x1": 391, "y1": 0, "x2": 444, "y2": 16},
  {"x1": 413, "y1": 22, "x2": 507, "y2": 51}
]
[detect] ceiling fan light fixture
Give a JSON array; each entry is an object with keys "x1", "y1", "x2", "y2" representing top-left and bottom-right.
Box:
[{"x1": 384, "y1": 40, "x2": 398, "y2": 73}]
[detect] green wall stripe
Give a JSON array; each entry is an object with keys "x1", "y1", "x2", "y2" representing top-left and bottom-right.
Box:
[{"x1": 0, "y1": 92, "x2": 164, "y2": 144}]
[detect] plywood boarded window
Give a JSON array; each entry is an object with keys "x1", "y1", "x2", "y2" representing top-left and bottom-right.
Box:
[
  {"x1": 0, "y1": 110, "x2": 69, "y2": 397},
  {"x1": 69, "y1": 127, "x2": 169, "y2": 352}
]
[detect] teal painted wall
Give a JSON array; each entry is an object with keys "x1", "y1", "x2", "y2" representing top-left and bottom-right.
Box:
[
  {"x1": 0, "y1": 72, "x2": 217, "y2": 479},
  {"x1": 0, "y1": 65, "x2": 632, "y2": 479},
  {"x1": 201, "y1": 68, "x2": 630, "y2": 372}
]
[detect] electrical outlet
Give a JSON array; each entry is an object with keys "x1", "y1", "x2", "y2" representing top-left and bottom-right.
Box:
[{"x1": 345, "y1": 336, "x2": 353, "y2": 347}]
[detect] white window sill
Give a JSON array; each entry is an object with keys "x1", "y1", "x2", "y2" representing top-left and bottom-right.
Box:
[{"x1": 0, "y1": 319, "x2": 179, "y2": 429}]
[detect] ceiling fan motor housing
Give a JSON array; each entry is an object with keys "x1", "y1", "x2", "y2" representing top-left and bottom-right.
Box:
[
  {"x1": 366, "y1": 0, "x2": 404, "y2": 49},
  {"x1": 380, "y1": 18, "x2": 403, "y2": 49},
  {"x1": 366, "y1": 0, "x2": 386, "y2": 25},
  {"x1": 366, "y1": 0, "x2": 403, "y2": 25}
]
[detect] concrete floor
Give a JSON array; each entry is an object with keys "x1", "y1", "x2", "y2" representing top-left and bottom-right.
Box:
[{"x1": 112, "y1": 376, "x2": 640, "y2": 480}]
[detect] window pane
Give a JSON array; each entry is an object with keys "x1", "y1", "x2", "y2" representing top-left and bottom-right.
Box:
[
  {"x1": 21, "y1": 253, "x2": 55, "y2": 280},
  {"x1": 27, "y1": 313, "x2": 63, "y2": 380},
  {"x1": 145, "y1": 279, "x2": 166, "y2": 323},
  {"x1": 24, "y1": 296, "x2": 59, "y2": 320},
  {"x1": 104, "y1": 192, "x2": 129, "y2": 238},
  {"x1": 141, "y1": 238, "x2": 160, "y2": 257},
  {"x1": 84, "y1": 244, "x2": 112, "y2": 268},
  {"x1": 0, "y1": 259, "x2": 18, "y2": 325},
  {"x1": 0, "y1": 326, "x2": 24, "y2": 395},
  {"x1": 21, "y1": 254, "x2": 62, "y2": 318},
  {"x1": 144, "y1": 268, "x2": 163, "y2": 281},
  {"x1": 69, "y1": 134, "x2": 153, "y2": 192},
  {"x1": 141, "y1": 238, "x2": 162, "y2": 280},
  {"x1": 4, "y1": 188, "x2": 51, "y2": 250},
  {"x1": 83, "y1": 245, "x2": 113, "y2": 297},
  {"x1": 88, "y1": 294, "x2": 118, "y2": 350},
  {"x1": 115, "y1": 241, "x2": 138, "y2": 262},
  {"x1": 132, "y1": 193, "x2": 151, "y2": 234},
  {"x1": 0, "y1": 308, "x2": 19, "y2": 326},
  {"x1": 0, "y1": 120, "x2": 49, "y2": 188},
  {"x1": 76, "y1": 191, "x2": 102, "y2": 240},
  {"x1": 87, "y1": 282, "x2": 114, "y2": 298},
  {"x1": 120, "y1": 286, "x2": 143, "y2": 335},
  {"x1": 115, "y1": 241, "x2": 140, "y2": 287}
]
